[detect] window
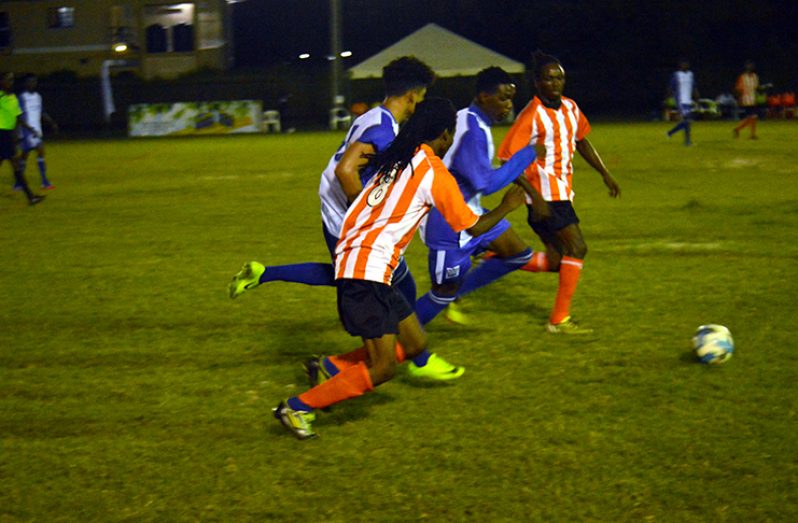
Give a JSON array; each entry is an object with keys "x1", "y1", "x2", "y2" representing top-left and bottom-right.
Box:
[
  {"x1": 143, "y1": 3, "x2": 195, "y2": 53},
  {"x1": 48, "y1": 6, "x2": 76, "y2": 28},
  {"x1": 0, "y1": 12, "x2": 10, "y2": 49}
]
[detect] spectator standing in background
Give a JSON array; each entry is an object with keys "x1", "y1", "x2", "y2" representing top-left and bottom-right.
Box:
[
  {"x1": 733, "y1": 61, "x2": 763, "y2": 139},
  {"x1": 666, "y1": 60, "x2": 698, "y2": 146}
]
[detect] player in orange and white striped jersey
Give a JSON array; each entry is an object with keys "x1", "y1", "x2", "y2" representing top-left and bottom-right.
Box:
[
  {"x1": 273, "y1": 98, "x2": 527, "y2": 438},
  {"x1": 733, "y1": 60, "x2": 761, "y2": 139},
  {"x1": 498, "y1": 50, "x2": 620, "y2": 335}
]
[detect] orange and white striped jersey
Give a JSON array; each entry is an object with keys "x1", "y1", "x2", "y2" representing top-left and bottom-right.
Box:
[
  {"x1": 498, "y1": 96, "x2": 590, "y2": 202},
  {"x1": 736, "y1": 72, "x2": 759, "y2": 107},
  {"x1": 335, "y1": 144, "x2": 479, "y2": 284}
]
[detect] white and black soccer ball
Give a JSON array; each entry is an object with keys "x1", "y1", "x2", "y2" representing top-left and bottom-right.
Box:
[{"x1": 692, "y1": 324, "x2": 734, "y2": 364}]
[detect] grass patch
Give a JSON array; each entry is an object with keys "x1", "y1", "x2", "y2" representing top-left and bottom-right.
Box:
[{"x1": 2, "y1": 121, "x2": 797, "y2": 521}]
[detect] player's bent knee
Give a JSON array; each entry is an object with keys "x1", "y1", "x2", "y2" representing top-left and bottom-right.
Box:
[{"x1": 430, "y1": 282, "x2": 459, "y2": 298}]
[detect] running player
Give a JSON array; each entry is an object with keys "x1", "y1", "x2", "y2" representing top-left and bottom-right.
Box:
[
  {"x1": 273, "y1": 98, "x2": 528, "y2": 439},
  {"x1": 18, "y1": 74, "x2": 58, "y2": 190},
  {"x1": 666, "y1": 59, "x2": 698, "y2": 146},
  {"x1": 230, "y1": 57, "x2": 464, "y2": 379},
  {"x1": 498, "y1": 51, "x2": 620, "y2": 334},
  {"x1": 412, "y1": 66, "x2": 546, "y2": 334}
]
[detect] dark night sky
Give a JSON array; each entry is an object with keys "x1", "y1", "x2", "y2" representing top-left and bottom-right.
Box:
[
  {"x1": 231, "y1": 0, "x2": 798, "y2": 114},
  {"x1": 232, "y1": 0, "x2": 797, "y2": 77}
]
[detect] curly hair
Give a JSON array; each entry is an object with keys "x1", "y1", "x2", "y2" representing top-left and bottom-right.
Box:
[
  {"x1": 382, "y1": 56, "x2": 436, "y2": 97},
  {"x1": 475, "y1": 66, "x2": 513, "y2": 95}
]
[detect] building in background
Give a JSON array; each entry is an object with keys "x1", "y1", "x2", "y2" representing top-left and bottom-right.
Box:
[{"x1": 0, "y1": 0, "x2": 233, "y2": 79}]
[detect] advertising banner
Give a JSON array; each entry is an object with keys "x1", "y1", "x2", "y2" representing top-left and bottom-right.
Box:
[{"x1": 128, "y1": 100, "x2": 263, "y2": 137}]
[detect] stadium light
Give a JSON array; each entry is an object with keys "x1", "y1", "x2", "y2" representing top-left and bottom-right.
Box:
[
  {"x1": 113, "y1": 42, "x2": 128, "y2": 53},
  {"x1": 299, "y1": 53, "x2": 310, "y2": 59},
  {"x1": 340, "y1": 50, "x2": 352, "y2": 58}
]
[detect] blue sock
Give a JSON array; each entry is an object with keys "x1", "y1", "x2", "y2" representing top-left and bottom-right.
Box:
[
  {"x1": 392, "y1": 261, "x2": 417, "y2": 308},
  {"x1": 322, "y1": 357, "x2": 340, "y2": 377},
  {"x1": 457, "y1": 248, "x2": 532, "y2": 297},
  {"x1": 414, "y1": 289, "x2": 451, "y2": 366},
  {"x1": 684, "y1": 121, "x2": 692, "y2": 145},
  {"x1": 38, "y1": 158, "x2": 50, "y2": 186},
  {"x1": 259, "y1": 263, "x2": 335, "y2": 286},
  {"x1": 412, "y1": 350, "x2": 431, "y2": 367},
  {"x1": 415, "y1": 291, "x2": 455, "y2": 326},
  {"x1": 287, "y1": 396, "x2": 313, "y2": 412},
  {"x1": 667, "y1": 121, "x2": 686, "y2": 136}
]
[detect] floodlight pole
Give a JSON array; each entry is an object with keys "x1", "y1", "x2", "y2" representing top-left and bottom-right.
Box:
[{"x1": 330, "y1": 0, "x2": 342, "y2": 109}]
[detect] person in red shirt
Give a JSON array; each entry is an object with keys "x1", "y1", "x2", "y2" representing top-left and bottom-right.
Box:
[{"x1": 499, "y1": 51, "x2": 620, "y2": 334}]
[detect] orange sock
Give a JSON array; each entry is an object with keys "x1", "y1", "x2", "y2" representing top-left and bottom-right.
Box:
[
  {"x1": 327, "y1": 347, "x2": 366, "y2": 370},
  {"x1": 327, "y1": 343, "x2": 406, "y2": 371},
  {"x1": 750, "y1": 118, "x2": 757, "y2": 137},
  {"x1": 521, "y1": 251, "x2": 550, "y2": 272},
  {"x1": 549, "y1": 256, "x2": 583, "y2": 324},
  {"x1": 298, "y1": 361, "x2": 373, "y2": 410}
]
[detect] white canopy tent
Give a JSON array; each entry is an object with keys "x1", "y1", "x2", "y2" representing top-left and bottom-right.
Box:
[{"x1": 348, "y1": 23, "x2": 525, "y2": 79}]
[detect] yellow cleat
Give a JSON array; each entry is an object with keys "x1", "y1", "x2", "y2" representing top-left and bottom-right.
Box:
[
  {"x1": 546, "y1": 316, "x2": 594, "y2": 335},
  {"x1": 444, "y1": 299, "x2": 469, "y2": 325},
  {"x1": 228, "y1": 261, "x2": 265, "y2": 299},
  {"x1": 407, "y1": 353, "x2": 465, "y2": 381}
]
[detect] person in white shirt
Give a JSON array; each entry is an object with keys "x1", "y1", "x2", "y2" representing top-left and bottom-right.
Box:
[
  {"x1": 666, "y1": 60, "x2": 698, "y2": 146},
  {"x1": 18, "y1": 74, "x2": 58, "y2": 190}
]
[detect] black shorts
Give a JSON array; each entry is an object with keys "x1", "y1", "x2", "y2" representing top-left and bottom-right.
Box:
[
  {"x1": 527, "y1": 201, "x2": 580, "y2": 239},
  {"x1": 0, "y1": 130, "x2": 16, "y2": 161},
  {"x1": 741, "y1": 106, "x2": 760, "y2": 118},
  {"x1": 336, "y1": 279, "x2": 414, "y2": 339}
]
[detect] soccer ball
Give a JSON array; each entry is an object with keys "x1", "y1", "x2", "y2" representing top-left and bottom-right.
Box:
[{"x1": 692, "y1": 324, "x2": 734, "y2": 364}]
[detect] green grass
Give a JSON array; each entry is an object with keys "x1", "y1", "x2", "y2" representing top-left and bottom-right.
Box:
[{"x1": 2, "y1": 121, "x2": 797, "y2": 522}]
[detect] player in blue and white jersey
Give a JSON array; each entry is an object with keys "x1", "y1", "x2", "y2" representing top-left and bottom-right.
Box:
[
  {"x1": 411, "y1": 67, "x2": 547, "y2": 338},
  {"x1": 666, "y1": 60, "x2": 698, "y2": 146},
  {"x1": 18, "y1": 74, "x2": 57, "y2": 190},
  {"x1": 229, "y1": 57, "x2": 465, "y2": 380}
]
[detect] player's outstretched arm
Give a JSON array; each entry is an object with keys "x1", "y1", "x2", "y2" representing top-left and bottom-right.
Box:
[
  {"x1": 467, "y1": 185, "x2": 526, "y2": 237},
  {"x1": 576, "y1": 138, "x2": 620, "y2": 198},
  {"x1": 481, "y1": 145, "x2": 536, "y2": 195}
]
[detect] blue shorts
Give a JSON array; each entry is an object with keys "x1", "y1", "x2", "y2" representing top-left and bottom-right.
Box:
[
  {"x1": 426, "y1": 218, "x2": 510, "y2": 285},
  {"x1": 336, "y1": 279, "x2": 414, "y2": 338},
  {"x1": 21, "y1": 133, "x2": 42, "y2": 153},
  {"x1": 527, "y1": 201, "x2": 579, "y2": 241},
  {"x1": 678, "y1": 103, "x2": 694, "y2": 119}
]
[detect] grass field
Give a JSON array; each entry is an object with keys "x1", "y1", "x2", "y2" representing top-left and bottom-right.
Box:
[{"x1": 2, "y1": 120, "x2": 798, "y2": 522}]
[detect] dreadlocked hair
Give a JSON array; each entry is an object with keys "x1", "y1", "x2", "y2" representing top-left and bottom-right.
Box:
[
  {"x1": 361, "y1": 97, "x2": 456, "y2": 183},
  {"x1": 531, "y1": 50, "x2": 562, "y2": 81}
]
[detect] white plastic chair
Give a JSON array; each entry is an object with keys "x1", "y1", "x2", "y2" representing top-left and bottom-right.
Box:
[{"x1": 262, "y1": 110, "x2": 281, "y2": 133}]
